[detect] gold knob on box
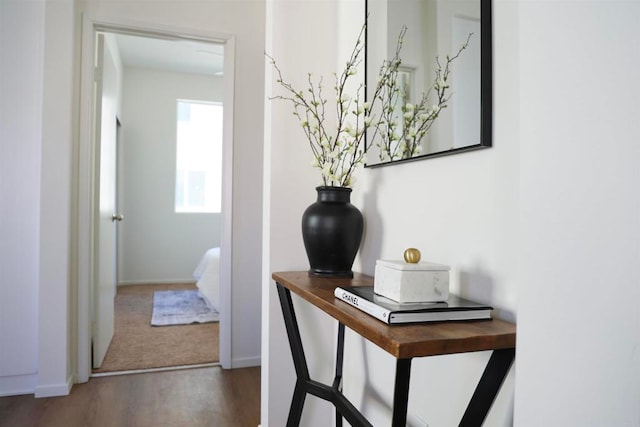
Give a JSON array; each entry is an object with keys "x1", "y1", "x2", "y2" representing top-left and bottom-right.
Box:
[{"x1": 403, "y1": 248, "x2": 421, "y2": 264}]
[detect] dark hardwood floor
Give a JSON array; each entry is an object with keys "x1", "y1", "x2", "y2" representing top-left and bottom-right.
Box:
[{"x1": 0, "y1": 366, "x2": 260, "y2": 427}]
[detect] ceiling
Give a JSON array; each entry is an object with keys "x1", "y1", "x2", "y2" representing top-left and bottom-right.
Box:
[{"x1": 111, "y1": 33, "x2": 224, "y2": 76}]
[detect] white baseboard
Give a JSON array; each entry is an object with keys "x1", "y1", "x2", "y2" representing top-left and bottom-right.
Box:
[
  {"x1": 34, "y1": 375, "x2": 73, "y2": 398},
  {"x1": 231, "y1": 356, "x2": 261, "y2": 369},
  {"x1": 118, "y1": 279, "x2": 196, "y2": 286},
  {"x1": 0, "y1": 373, "x2": 37, "y2": 397}
]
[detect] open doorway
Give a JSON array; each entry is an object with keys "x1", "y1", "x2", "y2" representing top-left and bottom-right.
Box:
[{"x1": 88, "y1": 30, "x2": 229, "y2": 375}]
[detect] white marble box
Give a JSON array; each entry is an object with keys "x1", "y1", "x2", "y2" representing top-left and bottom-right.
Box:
[{"x1": 374, "y1": 260, "x2": 450, "y2": 303}]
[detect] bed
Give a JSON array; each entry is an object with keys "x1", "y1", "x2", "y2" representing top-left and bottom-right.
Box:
[{"x1": 193, "y1": 247, "x2": 220, "y2": 311}]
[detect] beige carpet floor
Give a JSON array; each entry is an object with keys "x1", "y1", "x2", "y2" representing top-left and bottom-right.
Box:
[{"x1": 92, "y1": 283, "x2": 219, "y2": 373}]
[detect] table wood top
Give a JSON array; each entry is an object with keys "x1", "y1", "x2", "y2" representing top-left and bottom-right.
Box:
[{"x1": 273, "y1": 271, "x2": 516, "y2": 359}]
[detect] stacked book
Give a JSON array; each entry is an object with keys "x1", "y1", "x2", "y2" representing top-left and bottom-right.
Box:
[{"x1": 334, "y1": 286, "x2": 493, "y2": 325}]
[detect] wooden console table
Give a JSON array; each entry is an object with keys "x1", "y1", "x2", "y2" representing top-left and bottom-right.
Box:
[{"x1": 273, "y1": 271, "x2": 516, "y2": 427}]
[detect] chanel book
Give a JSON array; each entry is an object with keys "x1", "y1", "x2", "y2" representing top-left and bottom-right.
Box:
[{"x1": 334, "y1": 286, "x2": 493, "y2": 324}]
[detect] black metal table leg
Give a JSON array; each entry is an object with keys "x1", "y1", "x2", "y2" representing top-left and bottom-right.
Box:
[
  {"x1": 332, "y1": 323, "x2": 372, "y2": 426},
  {"x1": 287, "y1": 380, "x2": 308, "y2": 427},
  {"x1": 459, "y1": 348, "x2": 515, "y2": 427},
  {"x1": 391, "y1": 358, "x2": 412, "y2": 427},
  {"x1": 277, "y1": 283, "x2": 372, "y2": 427},
  {"x1": 335, "y1": 323, "x2": 345, "y2": 427},
  {"x1": 276, "y1": 284, "x2": 310, "y2": 426}
]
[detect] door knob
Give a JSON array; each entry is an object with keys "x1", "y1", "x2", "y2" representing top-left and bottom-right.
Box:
[{"x1": 111, "y1": 214, "x2": 124, "y2": 222}]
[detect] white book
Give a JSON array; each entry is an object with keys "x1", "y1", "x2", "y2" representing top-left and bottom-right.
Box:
[{"x1": 334, "y1": 286, "x2": 493, "y2": 324}]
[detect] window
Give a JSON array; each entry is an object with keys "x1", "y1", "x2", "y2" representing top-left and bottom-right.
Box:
[{"x1": 175, "y1": 100, "x2": 223, "y2": 213}]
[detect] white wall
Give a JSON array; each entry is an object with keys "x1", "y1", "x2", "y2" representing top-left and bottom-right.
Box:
[
  {"x1": 515, "y1": 1, "x2": 640, "y2": 424},
  {"x1": 120, "y1": 67, "x2": 222, "y2": 283},
  {"x1": 0, "y1": 0, "x2": 45, "y2": 396},
  {"x1": 37, "y1": 0, "x2": 76, "y2": 398},
  {"x1": 0, "y1": 0, "x2": 76, "y2": 398}
]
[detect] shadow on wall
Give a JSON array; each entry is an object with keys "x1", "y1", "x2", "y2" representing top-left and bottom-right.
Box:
[
  {"x1": 355, "y1": 337, "x2": 441, "y2": 427},
  {"x1": 357, "y1": 337, "x2": 427, "y2": 427},
  {"x1": 360, "y1": 173, "x2": 384, "y2": 275},
  {"x1": 459, "y1": 266, "x2": 515, "y2": 323}
]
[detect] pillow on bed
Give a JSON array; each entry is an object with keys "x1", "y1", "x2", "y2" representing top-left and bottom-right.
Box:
[
  {"x1": 193, "y1": 247, "x2": 220, "y2": 280},
  {"x1": 194, "y1": 247, "x2": 220, "y2": 309}
]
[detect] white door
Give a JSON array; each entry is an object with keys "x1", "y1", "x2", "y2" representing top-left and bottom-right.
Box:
[{"x1": 93, "y1": 33, "x2": 120, "y2": 368}]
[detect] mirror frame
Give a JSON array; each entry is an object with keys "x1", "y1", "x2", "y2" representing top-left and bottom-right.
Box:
[{"x1": 364, "y1": 0, "x2": 493, "y2": 167}]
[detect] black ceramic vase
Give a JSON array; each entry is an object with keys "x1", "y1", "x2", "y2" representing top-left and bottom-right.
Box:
[{"x1": 301, "y1": 186, "x2": 364, "y2": 277}]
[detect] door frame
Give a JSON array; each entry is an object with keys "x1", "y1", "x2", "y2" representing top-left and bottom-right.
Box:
[{"x1": 75, "y1": 14, "x2": 235, "y2": 382}]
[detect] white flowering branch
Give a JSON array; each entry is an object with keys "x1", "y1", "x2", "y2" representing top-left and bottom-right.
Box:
[
  {"x1": 267, "y1": 24, "x2": 370, "y2": 187},
  {"x1": 267, "y1": 22, "x2": 472, "y2": 181},
  {"x1": 364, "y1": 26, "x2": 407, "y2": 161},
  {"x1": 375, "y1": 32, "x2": 473, "y2": 161}
]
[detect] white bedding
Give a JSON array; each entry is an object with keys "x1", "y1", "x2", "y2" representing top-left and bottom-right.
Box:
[{"x1": 193, "y1": 247, "x2": 220, "y2": 310}]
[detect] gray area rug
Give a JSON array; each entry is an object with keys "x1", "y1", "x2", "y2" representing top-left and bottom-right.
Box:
[{"x1": 151, "y1": 290, "x2": 219, "y2": 326}]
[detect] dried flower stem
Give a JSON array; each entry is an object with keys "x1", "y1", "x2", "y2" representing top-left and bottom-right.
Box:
[
  {"x1": 267, "y1": 22, "x2": 471, "y2": 180},
  {"x1": 267, "y1": 23, "x2": 382, "y2": 187},
  {"x1": 376, "y1": 32, "x2": 473, "y2": 161}
]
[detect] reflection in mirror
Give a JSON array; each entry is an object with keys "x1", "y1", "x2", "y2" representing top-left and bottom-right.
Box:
[{"x1": 365, "y1": 0, "x2": 492, "y2": 167}]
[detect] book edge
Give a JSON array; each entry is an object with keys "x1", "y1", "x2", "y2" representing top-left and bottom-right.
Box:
[{"x1": 335, "y1": 286, "x2": 494, "y2": 324}]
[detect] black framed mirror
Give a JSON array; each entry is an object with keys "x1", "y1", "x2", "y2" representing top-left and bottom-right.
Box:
[{"x1": 365, "y1": 0, "x2": 492, "y2": 167}]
